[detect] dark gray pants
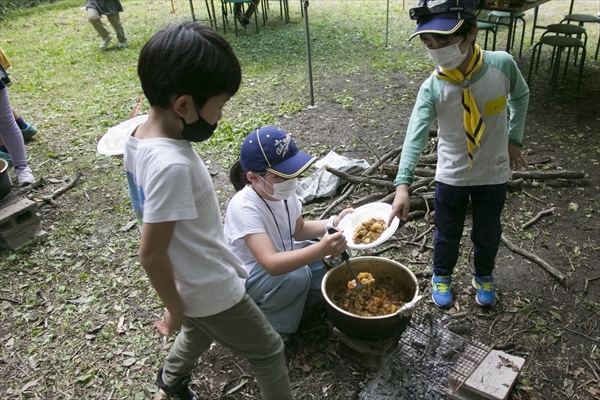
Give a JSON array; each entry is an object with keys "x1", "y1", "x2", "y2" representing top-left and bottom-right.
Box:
[{"x1": 432, "y1": 182, "x2": 507, "y2": 277}]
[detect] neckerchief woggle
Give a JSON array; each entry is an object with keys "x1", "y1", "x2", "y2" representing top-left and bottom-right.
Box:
[{"x1": 434, "y1": 44, "x2": 485, "y2": 168}]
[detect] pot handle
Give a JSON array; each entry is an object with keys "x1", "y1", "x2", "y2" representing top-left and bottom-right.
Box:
[{"x1": 397, "y1": 295, "x2": 424, "y2": 318}]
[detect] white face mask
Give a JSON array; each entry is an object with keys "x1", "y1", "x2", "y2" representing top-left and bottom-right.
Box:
[
  {"x1": 426, "y1": 38, "x2": 469, "y2": 70},
  {"x1": 259, "y1": 175, "x2": 298, "y2": 200}
]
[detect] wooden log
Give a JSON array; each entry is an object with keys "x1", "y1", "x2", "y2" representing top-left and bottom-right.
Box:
[
  {"x1": 351, "y1": 192, "x2": 389, "y2": 208},
  {"x1": 511, "y1": 170, "x2": 586, "y2": 180},
  {"x1": 409, "y1": 192, "x2": 434, "y2": 210},
  {"x1": 324, "y1": 166, "x2": 396, "y2": 188},
  {"x1": 381, "y1": 163, "x2": 586, "y2": 181},
  {"x1": 409, "y1": 177, "x2": 436, "y2": 194}
]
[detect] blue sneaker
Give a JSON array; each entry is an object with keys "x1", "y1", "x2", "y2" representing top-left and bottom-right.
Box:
[
  {"x1": 431, "y1": 275, "x2": 453, "y2": 308},
  {"x1": 21, "y1": 123, "x2": 37, "y2": 141},
  {"x1": 472, "y1": 276, "x2": 496, "y2": 306}
]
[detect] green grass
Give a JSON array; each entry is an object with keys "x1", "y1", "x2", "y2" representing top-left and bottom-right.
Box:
[{"x1": 1, "y1": 0, "x2": 599, "y2": 398}]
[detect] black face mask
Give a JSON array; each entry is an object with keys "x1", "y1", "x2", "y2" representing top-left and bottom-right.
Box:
[{"x1": 180, "y1": 114, "x2": 218, "y2": 143}]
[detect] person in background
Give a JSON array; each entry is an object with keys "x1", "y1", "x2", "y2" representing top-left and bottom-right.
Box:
[
  {"x1": 225, "y1": 126, "x2": 352, "y2": 341},
  {"x1": 0, "y1": 48, "x2": 37, "y2": 142},
  {"x1": 387, "y1": 0, "x2": 529, "y2": 308},
  {"x1": 86, "y1": 0, "x2": 128, "y2": 49},
  {"x1": 0, "y1": 79, "x2": 36, "y2": 186},
  {"x1": 124, "y1": 23, "x2": 293, "y2": 400},
  {"x1": 235, "y1": 0, "x2": 259, "y2": 27},
  {"x1": 11, "y1": 109, "x2": 37, "y2": 141}
]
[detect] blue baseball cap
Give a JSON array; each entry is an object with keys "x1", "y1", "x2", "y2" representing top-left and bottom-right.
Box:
[
  {"x1": 409, "y1": 0, "x2": 480, "y2": 40},
  {"x1": 240, "y1": 126, "x2": 317, "y2": 179}
]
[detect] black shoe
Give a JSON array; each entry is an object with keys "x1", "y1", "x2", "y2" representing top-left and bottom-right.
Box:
[
  {"x1": 236, "y1": 12, "x2": 250, "y2": 26},
  {"x1": 156, "y1": 367, "x2": 199, "y2": 400}
]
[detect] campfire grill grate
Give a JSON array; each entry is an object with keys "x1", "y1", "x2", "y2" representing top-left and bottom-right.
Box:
[
  {"x1": 0, "y1": 192, "x2": 21, "y2": 209},
  {"x1": 357, "y1": 303, "x2": 492, "y2": 399}
]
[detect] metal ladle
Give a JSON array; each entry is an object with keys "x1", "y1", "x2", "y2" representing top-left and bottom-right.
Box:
[{"x1": 327, "y1": 227, "x2": 367, "y2": 291}]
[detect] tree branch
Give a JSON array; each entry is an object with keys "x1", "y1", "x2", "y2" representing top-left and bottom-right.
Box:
[{"x1": 501, "y1": 234, "x2": 566, "y2": 285}]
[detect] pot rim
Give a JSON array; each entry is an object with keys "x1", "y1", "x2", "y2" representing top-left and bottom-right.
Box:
[
  {"x1": 0, "y1": 159, "x2": 8, "y2": 174},
  {"x1": 321, "y1": 256, "x2": 420, "y2": 320}
]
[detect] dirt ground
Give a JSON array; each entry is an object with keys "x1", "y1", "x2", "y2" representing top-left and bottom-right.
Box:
[
  {"x1": 189, "y1": 58, "x2": 600, "y2": 399},
  {"x1": 2, "y1": 28, "x2": 600, "y2": 400}
]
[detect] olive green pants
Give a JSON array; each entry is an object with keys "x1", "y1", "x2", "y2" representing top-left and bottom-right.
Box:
[
  {"x1": 162, "y1": 293, "x2": 293, "y2": 400},
  {"x1": 86, "y1": 7, "x2": 127, "y2": 44}
]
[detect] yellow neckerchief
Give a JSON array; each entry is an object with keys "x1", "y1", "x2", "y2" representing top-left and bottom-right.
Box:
[{"x1": 434, "y1": 44, "x2": 484, "y2": 168}]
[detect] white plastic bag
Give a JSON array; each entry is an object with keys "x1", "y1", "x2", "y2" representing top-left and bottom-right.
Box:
[{"x1": 296, "y1": 150, "x2": 370, "y2": 203}]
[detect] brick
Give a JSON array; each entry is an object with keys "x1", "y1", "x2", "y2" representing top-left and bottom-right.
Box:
[
  {"x1": 0, "y1": 198, "x2": 41, "y2": 250},
  {"x1": 448, "y1": 350, "x2": 525, "y2": 400}
]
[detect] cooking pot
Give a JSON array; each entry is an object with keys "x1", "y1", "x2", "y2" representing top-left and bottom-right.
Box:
[
  {"x1": 0, "y1": 159, "x2": 11, "y2": 200},
  {"x1": 322, "y1": 256, "x2": 419, "y2": 341}
]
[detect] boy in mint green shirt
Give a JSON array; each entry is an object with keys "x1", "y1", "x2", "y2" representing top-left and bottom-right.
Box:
[{"x1": 388, "y1": 0, "x2": 529, "y2": 308}]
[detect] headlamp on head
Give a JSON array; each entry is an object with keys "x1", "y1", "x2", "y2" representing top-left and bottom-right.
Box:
[{"x1": 409, "y1": 0, "x2": 482, "y2": 21}]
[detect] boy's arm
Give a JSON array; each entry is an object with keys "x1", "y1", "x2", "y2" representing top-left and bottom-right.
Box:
[
  {"x1": 394, "y1": 83, "x2": 437, "y2": 187},
  {"x1": 138, "y1": 221, "x2": 184, "y2": 335},
  {"x1": 390, "y1": 82, "x2": 436, "y2": 224},
  {"x1": 506, "y1": 56, "x2": 529, "y2": 148},
  {"x1": 505, "y1": 57, "x2": 529, "y2": 170}
]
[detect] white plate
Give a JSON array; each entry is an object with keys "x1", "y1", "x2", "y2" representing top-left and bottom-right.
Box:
[
  {"x1": 97, "y1": 115, "x2": 149, "y2": 156},
  {"x1": 337, "y1": 202, "x2": 400, "y2": 250}
]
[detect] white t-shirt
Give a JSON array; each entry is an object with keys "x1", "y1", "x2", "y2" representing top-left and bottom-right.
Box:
[
  {"x1": 224, "y1": 185, "x2": 306, "y2": 275},
  {"x1": 124, "y1": 127, "x2": 247, "y2": 318}
]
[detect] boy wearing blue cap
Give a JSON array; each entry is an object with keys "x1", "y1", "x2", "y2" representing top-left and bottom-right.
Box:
[
  {"x1": 387, "y1": 0, "x2": 529, "y2": 308},
  {"x1": 124, "y1": 24, "x2": 292, "y2": 400},
  {"x1": 225, "y1": 126, "x2": 352, "y2": 341}
]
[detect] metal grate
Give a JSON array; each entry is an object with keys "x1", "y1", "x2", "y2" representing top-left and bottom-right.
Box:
[
  {"x1": 0, "y1": 192, "x2": 21, "y2": 209},
  {"x1": 356, "y1": 303, "x2": 492, "y2": 399}
]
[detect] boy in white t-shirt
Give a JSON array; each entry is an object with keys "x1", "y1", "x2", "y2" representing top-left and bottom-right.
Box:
[{"x1": 123, "y1": 23, "x2": 293, "y2": 400}]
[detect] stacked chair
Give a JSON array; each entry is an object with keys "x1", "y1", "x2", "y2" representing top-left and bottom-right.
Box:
[
  {"x1": 266, "y1": 0, "x2": 290, "y2": 24},
  {"x1": 528, "y1": 1, "x2": 599, "y2": 95},
  {"x1": 528, "y1": 27, "x2": 586, "y2": 96},
  {"x1": 561, "y1": 13, "x2": 600, "y2": 61},
  {"x1": 477, "y1": 20, "x2": 498, "y2": 51},
  {"x1": 487, "y1": 10, "x2": 527, "y2": 58}
]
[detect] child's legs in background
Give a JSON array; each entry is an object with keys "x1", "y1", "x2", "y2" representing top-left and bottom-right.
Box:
[
  {"x1": 87, "y1": 7, "x2": 110, "y2": 39},
  {"x1": 245, "y1": 263, "x2": 310, "y2": 334},
  {"x1": 470, "y1": 183, "x2": 507, "y2": 277},
  {"x1": 432, "y1": 182, "x2": 470, "y2": 276},
  {"x1": 246, "y1": 0, "x2": 259, "y2": 18},
  {"x1": 0, "y1": 86, "x2": 27, "y2": 168},
  {"x1": 196, "y1": 294, "x2": 293, "y2": 400},
  {"x1": 106, "y1": 13, "x2": 127, "y2": 43}
]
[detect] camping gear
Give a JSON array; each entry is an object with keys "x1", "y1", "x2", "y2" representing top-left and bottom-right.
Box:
[{"x1": 322, "y1": 256, "x2": 420, "y2": 341}]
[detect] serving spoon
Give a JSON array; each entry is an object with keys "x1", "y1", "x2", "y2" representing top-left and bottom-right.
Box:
[{"x1": 327, "y1": 227, "x2": 367, "y2": 291}]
